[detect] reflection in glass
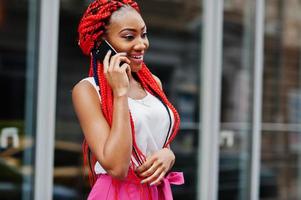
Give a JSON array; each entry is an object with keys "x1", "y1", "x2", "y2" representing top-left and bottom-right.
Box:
[
  {"x1": 219, "y1": 0, "x2": 255, "y2": 199},
  {"x1": 261, "y1": 0, "x2": 301, "y2": 199},
  {"x1": 55, "y1": 0, "x2": 202, "y2": 199},
  {"x1": 0, "y1": 0, "x2": 38, "y2": 200}
]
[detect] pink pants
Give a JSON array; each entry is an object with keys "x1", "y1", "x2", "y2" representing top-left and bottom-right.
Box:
[{"x1": 87, "y1": 171, "x2": 184, "y2": 200}]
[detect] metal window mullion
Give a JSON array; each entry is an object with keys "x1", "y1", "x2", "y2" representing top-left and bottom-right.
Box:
[
  {"x1": 250, "y1": 0, "x2": 265, "y2": 200},
  {"x1": 24, "y1": 0, "x2": 39, "y2": 199},
  {"x1": 34, "y1": 0, "x2": 60, "y2": 199},
  {"x1": 197, "y1": 0, "x2": 224, "y2": 199}
]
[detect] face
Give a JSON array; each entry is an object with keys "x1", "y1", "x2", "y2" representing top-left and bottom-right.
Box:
[{"x1": 104, "y1": 7, "x2": 149, "y2": 72}]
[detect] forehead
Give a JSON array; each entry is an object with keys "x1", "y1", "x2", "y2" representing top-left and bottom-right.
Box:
[{"x1": 107, "y1": 8, "x2": 146, "y2": 32}]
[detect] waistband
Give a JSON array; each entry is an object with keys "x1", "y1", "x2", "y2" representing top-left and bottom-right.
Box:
[{"x1": 96, "y1": 171, "x2": 184, "y2": 200}]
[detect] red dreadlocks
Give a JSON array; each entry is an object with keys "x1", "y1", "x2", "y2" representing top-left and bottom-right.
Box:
[
  {"x1": 78, "y1": 0, "x2": 140, "y2": 55},
  {"x1": 78, "y1": 0, "x2": 181, "y2": 186}
]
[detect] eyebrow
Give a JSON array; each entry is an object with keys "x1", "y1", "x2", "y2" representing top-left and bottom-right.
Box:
[{"x1": 119, "y1": 26, "x2": 146, "y2": 33}]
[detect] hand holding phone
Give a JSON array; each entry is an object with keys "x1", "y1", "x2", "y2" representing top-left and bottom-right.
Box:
[
  {"x1": 92, "y1": 40, "x2": 118, "y2": 62},
  {"x1": 100, "y1": 41, "x2": 131, "y2": 96}
]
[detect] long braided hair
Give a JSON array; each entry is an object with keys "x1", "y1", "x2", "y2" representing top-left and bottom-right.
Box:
[{"x1": 78, "y1": 0, "x2": 181, "y2": 186}]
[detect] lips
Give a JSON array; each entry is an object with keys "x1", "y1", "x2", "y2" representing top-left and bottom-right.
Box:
[
  {"x1": 129, "y1": 54, "x2": 144, "y2": 62},
  {"x1": 131, "y1": 55, "x2": 143, "y2": 59}
]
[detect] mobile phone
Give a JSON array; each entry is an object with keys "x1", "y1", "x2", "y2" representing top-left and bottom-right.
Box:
[{"x1": 92, "y1": 40, "x2": 117, "y2": 62}]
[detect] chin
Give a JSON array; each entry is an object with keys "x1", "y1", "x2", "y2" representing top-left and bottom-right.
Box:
[{"x1": 130, "y1": 63, "x2": 143, "y2": 72}]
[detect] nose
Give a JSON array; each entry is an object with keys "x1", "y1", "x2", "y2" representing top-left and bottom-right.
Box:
[{"x1": 133, "y1": 37, "x2": 148, "y2": 51}]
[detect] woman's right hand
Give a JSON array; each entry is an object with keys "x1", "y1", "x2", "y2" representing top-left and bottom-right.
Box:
[{"x1": 103, "y1": 50, "x2": 131, "y2": 97}]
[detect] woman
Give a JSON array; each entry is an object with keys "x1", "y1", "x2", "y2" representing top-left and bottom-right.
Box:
[{"x1": 72, "y1": 0, "x2": 184, "y2": 199}]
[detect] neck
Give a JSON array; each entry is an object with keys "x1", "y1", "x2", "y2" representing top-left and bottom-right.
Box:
[
  {"x1": 129, "y1": 72, "x2": 140, "y2": 85},
  {"x1": 128, "y1": 72, "x2": 145, "y2": 97}
]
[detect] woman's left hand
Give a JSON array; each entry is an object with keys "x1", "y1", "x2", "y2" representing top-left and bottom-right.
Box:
[{"x1": 136, "y1": 148, "x2": 175, "y2": 186}]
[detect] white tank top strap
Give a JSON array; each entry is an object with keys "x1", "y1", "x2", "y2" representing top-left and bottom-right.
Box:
[{"x1": 80, "y1": 77, "x2": 101, "y2": 100}]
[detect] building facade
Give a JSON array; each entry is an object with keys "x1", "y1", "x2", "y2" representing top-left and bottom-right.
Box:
[{"x1": 0, "y1": 0, "x2": 301, "y2": 199}]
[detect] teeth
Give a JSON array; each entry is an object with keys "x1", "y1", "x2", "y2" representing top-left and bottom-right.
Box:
[{"x1": 131, "y1": 55, "x2": 143, "y2": 59}]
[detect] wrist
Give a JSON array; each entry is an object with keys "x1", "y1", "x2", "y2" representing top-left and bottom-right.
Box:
[
  {"x1": 113, "y1": 88, "x2": 128, "y2": 98},
  {"x1": 162, "y1": 148, "x2": 175, "y2": 170}
]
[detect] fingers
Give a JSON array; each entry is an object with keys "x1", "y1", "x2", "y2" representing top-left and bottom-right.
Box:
[
  {"x1": 110, "y1": 52, "x2": 130, "y2": 71},
  {"x1": 120, "y1": 63, "x2": 131, "y2": 81},
  {"x1": 102, "y1": 51, "x2": 131, "y2": 96},
  {"x1": 103, "y1": 51, "x2": 130, "y2": 73},
  {"x1": 114, "y1": 56, "x2": 131, "y2": 71},
  {"x1": 136, "y1": 156, "x2": 156, "y2": 174},
  {"x1": 140, "y1": 161, "x2": 160, "y2": 177},
  {"x1": 150, "y1": 171, "x2": 165, "y2": 186},
  {"x1": 137, "y1": 156, "x2": 167, "y2": 186},
  {"x1": 103, "y1": 50, "x2": 112, "y2": 73},
  {"x1": 136, "y1": 149, "x2": 176, "y2": 186},
  {"x1": 140, "y1": 166, "x2": 167, "y2": 186}
]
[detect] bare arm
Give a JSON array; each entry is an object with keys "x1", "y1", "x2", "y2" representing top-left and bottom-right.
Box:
[
  {"x1": 72, "y1": 52, "x2": 132, "y2": 180},
  {"x1": 72, "y1": 81, "x2": 132, "y2": 179}
]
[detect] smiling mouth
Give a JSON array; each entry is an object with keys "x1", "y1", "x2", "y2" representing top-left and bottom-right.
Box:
[{"x1": 129, "y1": 55, "x2": 143, "y2": 60}]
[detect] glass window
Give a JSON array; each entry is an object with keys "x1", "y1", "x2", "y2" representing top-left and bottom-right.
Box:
[
  {"x1": 219, "y1": 0, "x2": 257, "y2": 199},
  {"x1": 0, "y1": 0, "x2": 39, "y2": 200},
  {"x1": 261, "y1": 0, "x2": 301, "y2": 199},
  {"x1": 54, "y1": 0, "x2": 202, "y2": 199}
]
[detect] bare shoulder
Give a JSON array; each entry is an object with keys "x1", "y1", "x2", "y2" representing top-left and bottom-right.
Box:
[
  {"x1": 152, "y1": 74, "x2": 163, "y2": 90},
  {"x1": 72, "y1": 80, "x2": 100, "y2": 111},
  {"x1": 72, "y1": 80, "x2": 95, "y2": 99}
]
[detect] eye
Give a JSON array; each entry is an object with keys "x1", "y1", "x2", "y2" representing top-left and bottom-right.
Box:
[
  {"x1": 142, "y1": 32, "x2": 148, "y2": 38},
  {"x1": 123, "y1": 35, "x2": 134, "y2": 41}
]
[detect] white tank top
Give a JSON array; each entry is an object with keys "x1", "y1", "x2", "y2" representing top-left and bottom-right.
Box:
[{"x1": 81, "y1": 77, "x2": 175, "y2": 174}]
